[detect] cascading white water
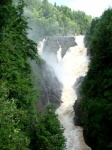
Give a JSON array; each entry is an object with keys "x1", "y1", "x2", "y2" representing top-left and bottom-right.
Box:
[
  {"x1": 56, "y1": 36, "x2": 91, "y2": 150},
  {"x1": 38, "y1": 36, "x2": 91, "y2": 150}
]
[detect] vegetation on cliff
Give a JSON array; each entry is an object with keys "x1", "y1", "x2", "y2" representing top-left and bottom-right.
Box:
[
  {"x1": 0, "y1": 0, "x2": 65, "y2": 149},
  {"x1": 16, "y1": 0, "x2": 92, "y2": 41},
  {"x1": 79, "y1": 8, "x2": 112, "y2": 150}
]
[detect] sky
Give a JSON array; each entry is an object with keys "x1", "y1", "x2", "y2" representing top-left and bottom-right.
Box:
[{"x1": 48, "y1": 0, "x2": 112, "y2": 17}]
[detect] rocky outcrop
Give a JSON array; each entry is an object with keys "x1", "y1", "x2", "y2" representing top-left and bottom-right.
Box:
[
  {"x1": 43, "y1": 36, "x2": 60, "y2": 56},
  {"x1": 58, "y1": 36, "x2": 77, "y2": 57},
  {"x1": 30, "y1": 59, "x2": 62, "y2": 111},
  {"x1": 73, "y1": 76, "x2": 84, "y2": 126},
  {"x1": 43, "y1": 36, "x2": 77, "y2": 58},
  {"x1": 40, "y1": 61, "x2": 63, "y2": 106},
  {"x1": 36, "y1": 36, "x2": 77, "y2": 110},
  {"x1": 73, "y1": 99, "x2": 82, "y2": 126},
  {"x1": 31, "y1": 36, "x2": 77, "y2": 111},
  {"x1": 73, "y1": 76, "x2": 84, "y2": 99}
]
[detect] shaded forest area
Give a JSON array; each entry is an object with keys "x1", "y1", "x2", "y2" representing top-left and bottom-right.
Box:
[
  {"x1": 77, "y1": 8, "x2": 112, "y2": 150},
  {"x1": 0, "y1": 0, "x2": 65, "y2": 149}
]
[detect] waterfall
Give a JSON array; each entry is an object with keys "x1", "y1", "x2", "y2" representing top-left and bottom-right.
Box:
[
  {"x1": 38, "y1": 36, "x2": 91, "y2": 150},
  {"x1": 56, "y1": 36, "x2": 91, "y2": 150}
]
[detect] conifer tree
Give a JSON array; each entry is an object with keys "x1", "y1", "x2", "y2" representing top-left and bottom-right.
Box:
[
  {"x1": 0, "y1": 1, "x2": 66, "y2": 149},
  {"x1": 80, "y1": 9, "x2": 112, "y2": 150},
  {"x1": 0, "y1": 0, "x2": 39, "y2": 149}
]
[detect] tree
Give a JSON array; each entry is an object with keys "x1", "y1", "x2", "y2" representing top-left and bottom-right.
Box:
[
  {"x1": 35, "y1": 105, "x2": 66, "y2": 150},
  {"x1": 84, "y1": 17, "x2": 99, "y2": 48},
  {"x1": 23, "y1": 0, "x2": 92, "y2": 40},
  {"x1": 0, "y1": 0, "x2": 39, "y2": 149},
  {"x1": 79, "y1": 8, "x2": 112, "y2": 150},
  {"x1": 0, "y1": 1, "x2": 66, "y2": 149},
  {"x1": 0, "y1": 83, "x2": 30, "y2": 150}
]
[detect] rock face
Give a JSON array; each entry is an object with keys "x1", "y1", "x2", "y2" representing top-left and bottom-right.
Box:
[
  {"x1": 30, "y1": 59, "x2": 62, "y2": 111},
  {"x1": 73, "y1": 76, "x2": 84, "y2": 99},
  {"x1": 43, "y1": 36, "x2": 77, "y2": 58},
  {"x1": 73, "y1": 76, "x2": 84, "y2": 126},
  {"x1": 73, "y1": 99, "x2": 82, "y2": 126},
  {"x1": 40, "y1": 61, "x2": 63, "y2": 106},
  {"x1": 37, "y1": 36, "x2": 77, "y2": 110},
  {"x1": 31, "y1": 36, "x2": 77, "y2": 110}
]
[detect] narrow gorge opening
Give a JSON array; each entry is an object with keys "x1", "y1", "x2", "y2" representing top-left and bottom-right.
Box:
[{"x1": 37, "y1": 35, "x2": 91, "y2": 150}]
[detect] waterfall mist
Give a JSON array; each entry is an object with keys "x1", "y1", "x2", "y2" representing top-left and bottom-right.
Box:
[
  {"x1": 38, "y1": 38, "x2": 69, "y2": 86},
  {"x1": 38, "y1": 35, "x2": 91, "y2": 150}
]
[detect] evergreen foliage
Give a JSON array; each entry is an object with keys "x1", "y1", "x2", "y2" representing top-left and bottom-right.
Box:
[
  {"x1": 33, "y1": 105, "x2": 66, "y2": 150},
  {"x1": 84, "y1": 17, "x2": 99, "y2": 48},
  {"x1": 19, "y1": 0, "x2": 92, "y2": 41},
  {"x1": 79, "y1": 8, "x2": 112, "y2": 150},
  {"x1": 0, "y1": 0, "x2": 65, "y2": 149},
  {"x1": 0, "y1": 0, "x2": 38, "y2": 149}
]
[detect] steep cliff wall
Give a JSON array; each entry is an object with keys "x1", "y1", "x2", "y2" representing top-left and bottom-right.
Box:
[{"x1": 31, "y1": 36, "x2": 77, "y2": 110}]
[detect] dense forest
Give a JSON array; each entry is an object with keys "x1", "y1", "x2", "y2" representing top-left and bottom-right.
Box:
[
  {"x1": 18, "y1": 0, "x2": 92, "y2": 42},
  {"x1": 2, "y1": 0, "x2": 112, "y2": 150},
  {"x1": 78, "y1": 8, "x2": 112, "y2": 150},
  {"x1": 0, "y1": 0, "x2": 65, "y2": 149}
]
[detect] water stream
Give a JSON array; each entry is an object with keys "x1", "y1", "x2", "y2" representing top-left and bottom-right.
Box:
[{"x1": 38, "y1": 35, "x2": 91, "y2": 150}]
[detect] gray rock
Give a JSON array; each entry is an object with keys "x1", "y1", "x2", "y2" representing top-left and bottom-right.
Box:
[
  {"x1": 73, "y1": 76, "x2": 84, "y2": 99},
  {"x1": 73, "y1": 76, "x2": 84, "y2": 126},
  {"x1": 43, "y1": 36, "x2": 77, "y2": 58},
  {"x1": 73, "y1": 99, "x2": 82, "y2": 126}
]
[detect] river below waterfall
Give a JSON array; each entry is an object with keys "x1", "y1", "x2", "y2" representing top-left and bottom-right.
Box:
[{"x1": 38, "y1": 35, "x2": 91, "y2": 150}]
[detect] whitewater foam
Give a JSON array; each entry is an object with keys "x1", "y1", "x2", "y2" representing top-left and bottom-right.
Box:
[
  {"x1": 38, "y1": 35, "x2": 91, "y2": 150},
  {"x1": 56, "y1": 35, "x2": 91, "y2": 150}
]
